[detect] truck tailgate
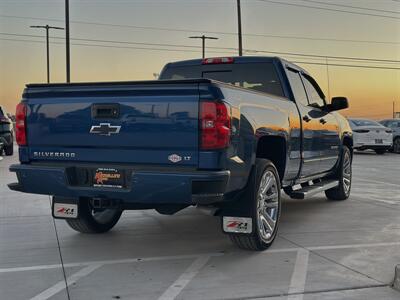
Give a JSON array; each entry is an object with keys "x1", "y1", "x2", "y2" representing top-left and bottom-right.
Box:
[{"x1": 24, "y1": 80, "x2": 204, "y2": 166}]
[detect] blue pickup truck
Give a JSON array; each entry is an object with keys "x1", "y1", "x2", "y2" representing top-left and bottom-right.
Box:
[{"x1": 9, "y1": 56, "x2": 352, "y2": 251}]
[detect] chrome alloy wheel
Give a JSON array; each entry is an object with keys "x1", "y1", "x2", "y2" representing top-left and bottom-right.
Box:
[
  {"x1": 342, "y1": 150, "x2": 352, "y2": 194},
  {"x1": 256, "y1": 170, "x2": 279, "y2": 243}
]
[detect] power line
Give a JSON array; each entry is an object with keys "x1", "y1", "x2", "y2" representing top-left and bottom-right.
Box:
[
  {"x1": 291, "y1": 61, "x2": 400, "y2": 70},
  {"x1": 256, "y1": 0, "x2": 400, "y2": 20},
  {"x1": 299, "y1": 0, "x2": 400, "y2": 15},
  {"x1": 1, "y1": 32, "x2": 399, "y2": 63},
  {"x1": 0, "y1": 14, "x2": 399, "y2": 45},
  {"x1": 2, "y1": 37, "x2": 399, "y2": 70},
  {"x1": 0, "y1": 37, "x2": 237, "y2": 55}
]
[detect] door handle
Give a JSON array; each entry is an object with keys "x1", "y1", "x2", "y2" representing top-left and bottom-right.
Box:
[
  {"x1": 303, "y1": 115, "x2": 311, "y2": 122},
  {"x1": 319, "y1": 118, "x2": 327, "y2": 124}
]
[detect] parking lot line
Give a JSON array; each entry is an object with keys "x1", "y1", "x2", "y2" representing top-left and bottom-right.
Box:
[
  {"x1": 158, "y1": 255, "x2": 211, "y2": 300},
  {"x1": 30, "y1": 264, "x2": 102, "y2": 300},
  {"x1": 355, "y1": 178, "x2": 400, "y2": 187},
  {"x1": 0, "y1": 252, "x2": 223, "y2": 273},
  {"x1": 287, "y1": 249, "x2": 310, "y2": 300},
  {"x1": 1, "y1": 242, "x2": 399, "y2": 275},
  {"x1": 306, "y1": 241, "x2": 400, "y2": 251}
]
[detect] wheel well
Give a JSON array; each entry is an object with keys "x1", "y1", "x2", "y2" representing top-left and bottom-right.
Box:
[{"x1": 256, "y1": 136, "x2": 286, "y2": 181}]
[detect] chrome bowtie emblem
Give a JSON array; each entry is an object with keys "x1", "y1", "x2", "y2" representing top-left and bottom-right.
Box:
[
  {"x1": 90, "y1": 123, "x2": 121, "y2": 136},
  {"x1": 168, "y1": 154, "x2": 182, "y2": 163}
]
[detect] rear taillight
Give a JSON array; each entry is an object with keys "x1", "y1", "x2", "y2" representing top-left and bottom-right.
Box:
[
  {"x1": 385, "y1": 129, "x2": 393, "y2": 133},
  {"x1": 354, "y1": 129, "x2": 369, "y2": 133},
  {"x1": 200, "y1": 101, "x2": 231, "y2": 150},
  {"x1": 202, "y1": 57, "x2": 234, "y2": 65},
  {"x1": 16, "y1": 102, "x2": 27, "y2": 146}
]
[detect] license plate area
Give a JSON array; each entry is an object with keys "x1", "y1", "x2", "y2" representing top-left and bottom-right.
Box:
[
  {"x1": 93, "y1": 168, "x2": 126, "y2": 188},
  {"x1": 375, "y1": 139, "x2": 383, "y2": 144}
]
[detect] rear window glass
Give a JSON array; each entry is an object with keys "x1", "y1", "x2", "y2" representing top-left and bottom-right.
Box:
[
  {"x1": 160, "y1": 63, "x2": 284, "y2": 97},
  {"x1": 349, "y1": 119, "x2": 382, "y2": 127}
]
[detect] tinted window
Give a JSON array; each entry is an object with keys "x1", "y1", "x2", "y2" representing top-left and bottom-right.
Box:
[
  {"x1": 287, "y1": 70, "x2": 308, "y2": 106},
  {"x1": 160, "y1": 65, "x2": 201, "y2": 80},
  {"x1": 0, "y1": 107, "x2": 4, "y2": 116},
  {"x1": 160, "y1": 63, "x2": 284, "y2": 97},
  {"x1": 349, "y1": 119, "x2": 383, "y2": 127},
  {"x1": 302, "y1": 76, "x2": 325, "y2": 108},
  {"x1": 387, "y1": 121, "x2": 400, "y2": 128}
]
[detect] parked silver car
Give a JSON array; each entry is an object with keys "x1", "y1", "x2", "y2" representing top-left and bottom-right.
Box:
[
  {"x1": 348, "y1": 118, "x2": 392, "y2": 154},
  {"x1": 380, "y1": 119, "x2": 400, "y2": 153}
]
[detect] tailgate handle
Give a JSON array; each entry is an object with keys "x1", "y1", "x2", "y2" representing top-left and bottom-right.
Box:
[{"x1": 91, "y1": 104, "x2": 120, "y2": 119}]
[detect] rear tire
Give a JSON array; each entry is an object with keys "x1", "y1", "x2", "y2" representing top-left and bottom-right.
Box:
[
  {"x1": 325, "y1": 145, "x2": 352, "y2": 201},
  {"x1": 393, "y1": 137, "x2": 400, "y2": 154},
  {"x1": 66, "y1": 200, "x2": 122, "y2": 233},
  {"x1": 375, "y1": 149, "x2": 386, "y2": 155},
  {"x1": 228, "y1": 159, "x2": 281, "y2": 251},
  {"x1": 4, "y1": 143, "x2": 13, "y2": 156}
]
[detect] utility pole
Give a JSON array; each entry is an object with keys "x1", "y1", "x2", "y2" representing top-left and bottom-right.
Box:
[
  {"x1": 394, "y1": 101, "x2": 396, "y2": 118},
  {"x1": 237, "y1": 0, "x2": 243, "y2": 56},
  {"x1": 30, "y1": 25, "x2": 64, "y2": 83},
  {"x1": 189, "y1": 35, "x2": 218, "y2": 58},
  {"x1": 65, "y1": 0, "x2": 71, "y2": 82}
]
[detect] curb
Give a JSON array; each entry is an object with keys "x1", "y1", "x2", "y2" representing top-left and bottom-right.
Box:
[{"x1": 393, "y1": 265, "x2": 400, "y2": 292}]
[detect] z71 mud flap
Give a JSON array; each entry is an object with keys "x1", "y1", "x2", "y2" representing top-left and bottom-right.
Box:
[
  {"x1": 52, "y1": 197, "x2": 78, "y2": 219},
  {"x1": 223, "y1": 216, "x2": 252, "y2": 234}
]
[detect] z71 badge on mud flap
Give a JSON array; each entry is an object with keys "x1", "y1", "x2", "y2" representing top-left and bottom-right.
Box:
[
  {"x1": 53, "y1": 203, "x2": 78, "y2": 219},
  {"x1": 223, "y1": 216, "x2": 252, "y2": 234}
]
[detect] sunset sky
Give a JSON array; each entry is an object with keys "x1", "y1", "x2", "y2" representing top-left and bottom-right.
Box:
[{"x1": 0, "y1": 0, "x2": 399, "y2": 119}]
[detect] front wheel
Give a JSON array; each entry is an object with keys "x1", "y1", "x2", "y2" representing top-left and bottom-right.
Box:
[
  {"x1": 375, "y1": 149, "x2": 386, "y2": 155},
  {"x1": 66, "y1": 200, "x2": 122, "y2": 233},
  {"x1": 393, "y1": 137, "x2": 400, "y2": 154},
  {"x1": 325, "y1": 145, "x2": 352, "y2": 201},
  {"x1": 228, "y1": 159, "x2": 281, "y2": 251},
  {"x1": 4, "y1": 144, "x2": 13, "y2": 156}
]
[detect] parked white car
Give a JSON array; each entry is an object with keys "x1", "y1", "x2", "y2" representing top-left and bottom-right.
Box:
[
  {"x1": 379, "y1": 119, "x2": 400, "y2": 153},
  {"x1": 348, "y1": 118, "x2": 393, "y2": 154}
]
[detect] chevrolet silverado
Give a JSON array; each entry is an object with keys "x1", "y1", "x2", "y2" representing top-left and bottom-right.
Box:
[{"x1": 9, "y1": 56, "x2": 352, "y2": 251}]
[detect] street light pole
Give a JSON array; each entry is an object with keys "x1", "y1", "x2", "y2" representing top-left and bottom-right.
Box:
[
  {"x1": 189, "y1": 35, "x2": 218, "y2": 59},
  {"x1": 237, "y1": 0, "x2": 243, "y2": 56},
  {"x1": 30, "y1": 25, "x2": 64, "y2": 83},
  {"x1": 65, "y1": 0, "x2": 71, "y2": 83}
]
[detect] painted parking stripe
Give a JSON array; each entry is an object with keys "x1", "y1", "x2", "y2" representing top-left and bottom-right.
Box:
[
  {"x1": 287, "y1": 249, "x2": 310, "y2": 300},
  {"x1": 30, "y1": 264, "x2": 102, "y2": 300},
  {"x1": 0, "y1": 252, "x2": 223, "y2": 273},
  {"x1": 158, "y1": 255, "x2": 210, "y2": 300},
  {"x1": 307, "y1": 241, "x2": 400, "y2": 251},
  {"x1": 355, "y1": 178, "x2": 400, "y2": 187},
  {"x1": 1, "y1": 242, "x2": 400, "y2": 274}
]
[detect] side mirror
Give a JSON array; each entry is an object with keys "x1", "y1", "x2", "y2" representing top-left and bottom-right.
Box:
[{"x1": 328, "y1": 97, "x2": 348, "y2": 112}]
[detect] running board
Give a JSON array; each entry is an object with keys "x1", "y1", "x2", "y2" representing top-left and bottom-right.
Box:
[{"x1": 288, "y1": 179, "x2": 339, "y2": 199}]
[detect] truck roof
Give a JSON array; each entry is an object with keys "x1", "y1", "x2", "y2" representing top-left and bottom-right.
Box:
[{"x1": 165, "y1": 56, "x2": 310, "y2": 75}]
